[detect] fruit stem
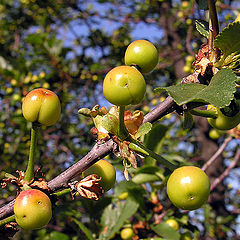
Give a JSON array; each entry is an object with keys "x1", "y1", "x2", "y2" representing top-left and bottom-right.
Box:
[
  {"x1": 129, "y1": 137, "x2": 178, "y2": 171},
  {"x1": 24, "y1": 122, "x2": 41, "y2": 183},
  {"x1": 0, "y1": 215, "x2": 15, "y2": 227},
  {"x1": 190, "y1": 109, "x2": 218, "y2": 119},
  {"x1": 118, "y1": 105, "x2": 129, "y2": 140}
]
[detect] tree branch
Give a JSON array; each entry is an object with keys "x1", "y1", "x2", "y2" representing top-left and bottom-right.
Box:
[
  {"x1": 202, "y1": 136, "x2": 233, "y2": 171},
  {"x1": 210, "y1": 148, "x2": 240, "y2": 192},
  {"x1": 0, "y1": 95, "x2": 178, "y2": 220}
]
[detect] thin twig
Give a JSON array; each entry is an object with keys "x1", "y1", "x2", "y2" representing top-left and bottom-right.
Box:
[
  {"x1": 202, "y1": 136, "x2": 232, "y2": 171},
  {"x1": 210, "y1": 148, "x2": 240, "y2": 192},
  {"x1": 143, "y1": 96, "x2": 176, "y2": 124},
  {"x1": 210, "y1": 149, "x2": 240, "y2": 191}
]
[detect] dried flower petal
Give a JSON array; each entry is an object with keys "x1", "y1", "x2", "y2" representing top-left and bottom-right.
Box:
[{"x1": 75, "y1": 174, "x2": 103, "y2": 200}]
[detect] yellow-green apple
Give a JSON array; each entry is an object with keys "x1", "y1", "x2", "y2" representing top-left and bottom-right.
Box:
[{"x1": 22, "y1": 88, "x2": 61, "y2": 126}]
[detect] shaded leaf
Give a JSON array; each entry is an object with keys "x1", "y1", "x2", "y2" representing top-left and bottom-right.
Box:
[
  {"x1": 132, "y1": 173, "x2": 160, "y2": 184},
  {"x1": 132, "y1": 165, "x2": 164, "y2": 184},
  {"x1": 183, "y1": 111, "x2": 194, "y2": 129},
  {"x1": 48, "y1": 231, "x2": 70, "y2": 240},
  {"x1": 215, "y1": 22, "x2": 240, "y2": 69},
  {"x1": 195, "y1": 20, "x2": 209, "y2": 38},
  {"x1": 71, "y1": 218, "x2": 95, "y2": 240},
  {"x1": 215, "y1": 22, "x2": 240, "y2": 57},
  {"x1": 99, "y1": 199, "x2": 139, "y2": 240},
  {"x1": 151, "y1": 222, "x2": 181, "y2": 240},
  {"x1": 144, "y1": 123, "x2": 169, "y2": 153}
]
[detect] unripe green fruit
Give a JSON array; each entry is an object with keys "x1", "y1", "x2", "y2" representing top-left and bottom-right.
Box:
[
  {"x1": 103, "y1": 66, "x2": 146, "y2": 106},
  {"x1": 124, "y1": 39, "x2": 158, "y2": 73},
  {"x1": 209, "y1": 129, "x2": 221, "y2": 140},
  {"x1": 14, "y1": 189, "x2": 52, "y2": 230},
  {"x1": 167, "y1": 166, "x2": 210, "y2": 210},
  {"x1": 165, "y1": 219, "x2": 179, "y2": 231},
  {"x1": 22, "y1": 88, "x2": 61, "y2": 126},
  {"x1": 82, "y1": 159, "x2": 116, "y2": 192},
  {"x1": 207, "y1": 103, "x2": 240, "y2": 130},
  {"x1": 120, "y1": 228, "x2": 134, "y2": 240},
  {"x1": 180, "y1": 232, "x2": 193, "y2": 240}
]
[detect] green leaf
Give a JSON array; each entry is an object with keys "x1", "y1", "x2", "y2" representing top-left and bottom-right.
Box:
[
  {"x1": 99, "y1": 199, "x2": 139, "y2": 240},
  {"x1": 144, "y1": 123, "x2": 169, "y2": 153},
  {"x1": 183, "y1": 111, "x2": 194, "y2": 129},
  {"x1": 71, "y1": 218, "x2": 95, "y2": 240},
  {"x1": 132, "y1": 173, "x2": 160, "y2": 184},
  {"x1": 215, "y1": 22, "x2": 240, "y2": 56},
  {"x1": 144, "y1": 123, "x2": 170, "y2": 165},
  {"x1": 155, "y1": 69, "x2": 237, "y2": 108},
  {"x1": 195, "y1": 20, "x2": 209, "y2": 38},
  {"x1": 215, "y1": 22, "x2": 240, "y2": 69},
  {"x1": 135, "y1": 122, "x2": 152, "y2": 139},
  {"x1": 48, "y1": 231, "x2": 70, "y2": 240},
  {"x1": 132, "y1": 165, "x2": 164, "y2": 184},
  {"x1": 114, "y1": 180, "x2": 140, "y2": 197},
  {"x1": 151, "y1": 223, "x2": 181, "y2": 240}
]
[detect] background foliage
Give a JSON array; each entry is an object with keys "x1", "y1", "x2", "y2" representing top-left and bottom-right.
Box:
[{"x1": 1, "y1": 0, "x2": 240, "y2": 239}]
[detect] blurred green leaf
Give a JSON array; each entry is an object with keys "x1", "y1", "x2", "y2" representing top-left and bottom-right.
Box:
[
  {"x1": 151, "y1": 222, "x2": 181, "y2": 240},
  {"x1": 71, "y1": 218, "x2": 95, "y2": 240},
  {"x1": 132, "y1": 165, "x2": 164, "y2": 184},
  {"x1": 144, "y1": 123, "x2": 169, "y2": 153},
  {"x1": 48, "y1": 231, "x2": 70, "y2": 240},
  {"x1": 183, "y1": 111, "x2": 194, "y2": 130},
  {"x1": 99, "y1": 199, "x2": 139, "y2": 240}
]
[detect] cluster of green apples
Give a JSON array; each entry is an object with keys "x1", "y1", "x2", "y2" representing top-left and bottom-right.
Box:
[
  {"x1": 103, "y1": 39, "x2": 159, "y2": 106},
  {"x1": 15, "y1": 88, "x2": 116, "y2": 230}
]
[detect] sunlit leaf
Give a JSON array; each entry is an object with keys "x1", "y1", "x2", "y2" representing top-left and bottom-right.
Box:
[{"x1": 155, "y1": 69, "x2": 237, "y2": 108}]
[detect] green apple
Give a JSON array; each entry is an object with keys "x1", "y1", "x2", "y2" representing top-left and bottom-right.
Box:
[
  {"x1": 120, "y1": 227, "x2": 134, "y2": 240},
  {"x1": 124, "y1": 39, "x2": 158, "y2": 73},
  {"x1": 103, "y1": 66, "x2": 146, "y2": 106},
  {"x1": 180, "y1": 232, "x2": 193, "y2": 240},
  {"x1": 165, "y1": 219, "x2": 179, "y2": 231},
  {"x1": 14, "y1": 189, "x2": 52, "y2": 230},
  {"x1": 82, "y1": 159, "x2": 116, "y2": 192},
  {"x1": 22, "y1": 88, "x2": 61, "y2": 126},
  {"x1": 167, "y1": 166, "x2": 210, "y2": 210},
  {"x1": 207, "y1": 102, "x2": 240, "y2": 131}
]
